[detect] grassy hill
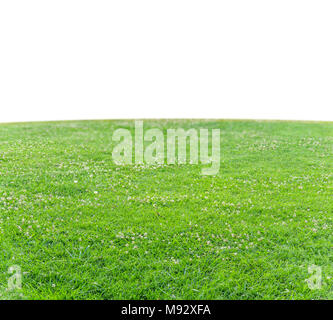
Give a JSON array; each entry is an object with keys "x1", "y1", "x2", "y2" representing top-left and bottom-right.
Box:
[{"x1": 0, "y1": 119, "x2": 332, "y2": 299}]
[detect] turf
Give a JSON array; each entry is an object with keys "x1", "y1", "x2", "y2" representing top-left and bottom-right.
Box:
[{"x1": 0, "y1": 119, "x2": 332, "y2": 300}]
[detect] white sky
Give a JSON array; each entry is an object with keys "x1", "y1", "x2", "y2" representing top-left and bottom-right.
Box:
[{"x1": 1, "y1": 1, "x2": 332, "y2": 123}]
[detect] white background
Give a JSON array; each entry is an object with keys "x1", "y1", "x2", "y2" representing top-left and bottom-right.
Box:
[{"x1": 1, "y1": 1, "x2": 332, "y2": 123}]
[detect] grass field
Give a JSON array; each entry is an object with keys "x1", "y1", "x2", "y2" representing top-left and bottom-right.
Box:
[{"x1": 0, "y1": 119, "x2": 332, "y2": 300}]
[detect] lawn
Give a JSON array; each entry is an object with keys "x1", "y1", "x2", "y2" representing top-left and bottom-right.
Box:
[{"x1": 0, "y1": 119, "x2": 332, "y2": 300}]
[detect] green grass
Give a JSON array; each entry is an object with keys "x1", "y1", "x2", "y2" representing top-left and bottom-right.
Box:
[{"x1": 0, "y1": 119, "x2": 332, "y2": 300}]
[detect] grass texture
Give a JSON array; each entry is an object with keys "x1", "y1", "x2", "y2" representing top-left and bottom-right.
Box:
[{"x1": 0, "y1": 119, "x2": 332, "y2": 299}]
